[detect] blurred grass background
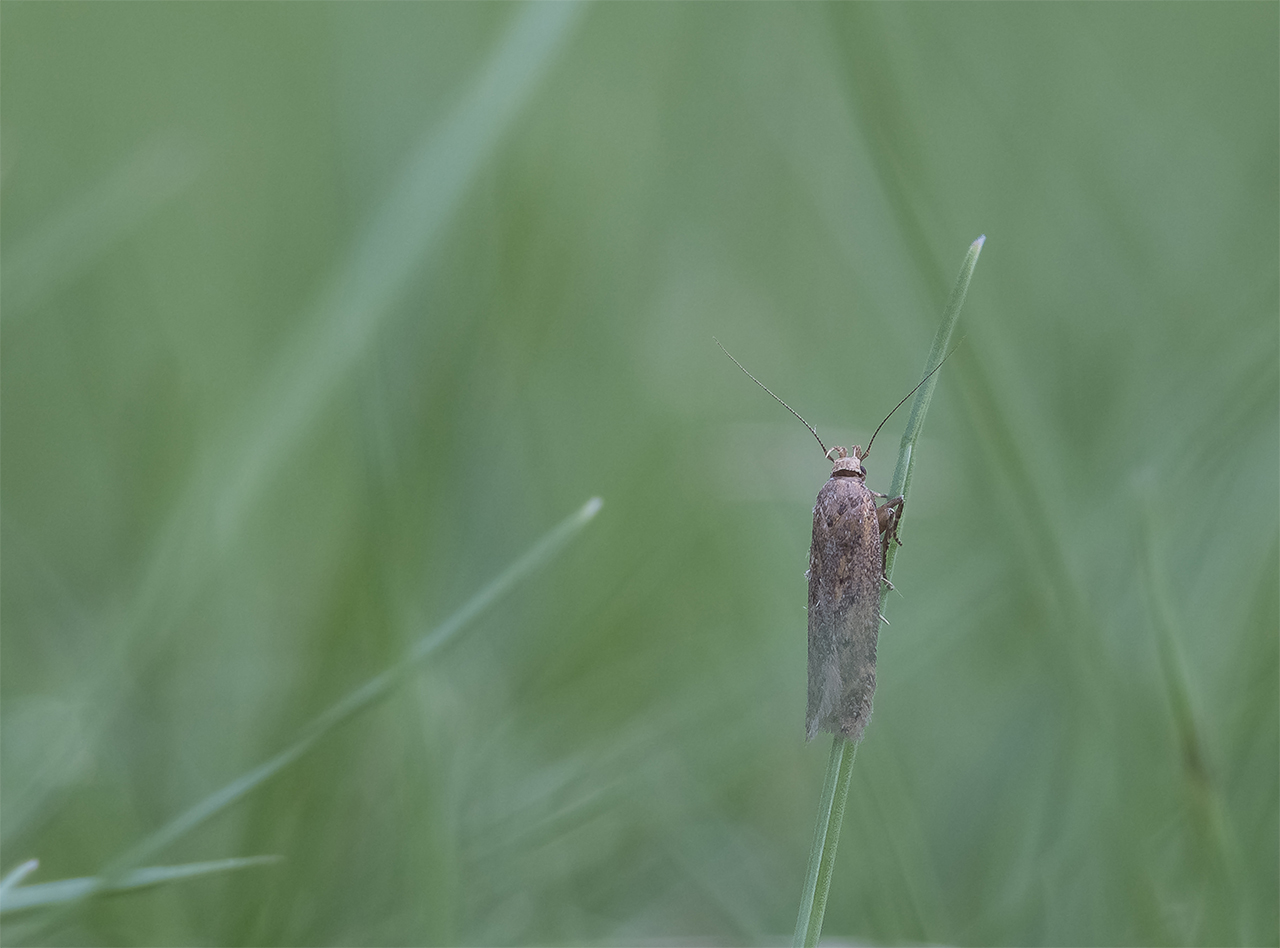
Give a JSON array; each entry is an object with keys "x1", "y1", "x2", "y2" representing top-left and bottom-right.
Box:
[{"x1": 1, "y1": 3, "x2": 1276, "y2": 945}]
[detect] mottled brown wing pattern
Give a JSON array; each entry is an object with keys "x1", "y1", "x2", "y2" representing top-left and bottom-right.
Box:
[{"x1": 806, "y1": 475, "x2": 883, "y2": 743}]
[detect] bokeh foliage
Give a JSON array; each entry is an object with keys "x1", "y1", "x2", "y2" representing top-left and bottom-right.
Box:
[{"x1": 2, "y1": 4, "x2": 1276, "y2": 945}]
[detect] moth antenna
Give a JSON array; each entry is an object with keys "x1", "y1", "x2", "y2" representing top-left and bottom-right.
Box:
[
  {"x1": 864, "y1": 339, "x2": 964, "y2": 460},
  {"x1": 715, "y1": 338, "x2": 828, "y2": 457}
]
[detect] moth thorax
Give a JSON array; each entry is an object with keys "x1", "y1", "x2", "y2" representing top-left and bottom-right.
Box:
[{"x1": 830, "y1": 454, "x2": 865, "y2": 478}]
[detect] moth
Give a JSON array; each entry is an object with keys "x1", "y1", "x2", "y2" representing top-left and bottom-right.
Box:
[
  {"x1": 717, "y1": 340, "x2": 951, "y2": 743},
  {"x1": 804, "y1": 441, "x2": 900, "y2": 742}
]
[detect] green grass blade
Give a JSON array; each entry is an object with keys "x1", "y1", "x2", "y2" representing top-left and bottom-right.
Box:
[
  {"x1": 1, "y1": 138, "x2": 200, "y2": 320},
  {"x1": 0, "y1": 861, "x2": 40, "y2": 900},
  {"x1": 31, "y1": 497, "x2": 602, "y2": 924},
  {"x1": 98, "y1": 2, "x2": 589, "y2": 701},
  {"x1": 115, "y1": 496, "x2": 601, "y2": 871},
  {"x1": 1138, "y1": 501, "x2": 1245, "y2": 943},
  {"x1": 0, "y1": 856, "x2": 280, "y2": 915},
  {"x1": 793, "y1": 237, "x2": 984, "y2": 948},
  {"x1": 793, "y1": 736, "x2": 858, "y2": 947},
  {"x1": 211, "y1": 1, "x2": 587, "y2": 543},
  {"x1": 887, "y1": 235, "x2": 985, "y2": 515}
]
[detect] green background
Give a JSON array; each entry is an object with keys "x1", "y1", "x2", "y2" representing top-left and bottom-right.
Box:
[{"x1": 2, "y1": 4, "x2": 1276, "y2": 945}]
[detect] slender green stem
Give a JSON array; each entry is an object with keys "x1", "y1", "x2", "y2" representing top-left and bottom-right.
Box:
[
  {"x1": 793, "y1": 237, "x2": 983, "y2": 948},
  {"x1": 0, "y1": 861, "x2": 40, "y2": 899},
  {"x1": 1, "y1": 857, "x2": 281, "y2": 915},
  {"x1": 23, "y1": 497, "x2": 602, "y2": 931},
  {"x1": 115, "y1": 498, "x2": 603, "y2": 875},
  {"x1": 793, "y1": 735, "x2": 859, "y2": 946},
  {"x1": 1138, "y1": 501, "x2": 1244, "y2": 943}
]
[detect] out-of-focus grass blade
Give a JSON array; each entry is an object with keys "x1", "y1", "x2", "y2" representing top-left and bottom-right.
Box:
[
  {"x1": 0, "y1": 861, "x2": 40, "y2": 899},
  {"x1": 28, "y1": 497, "x2": 602, "y2": 927},
  {"x1": 104, "y1": 2, "x2": 587, "y2": 675},
  {"x1": 211, "y1": 1, "x2": 587, "y2": 543},
  {"x1": 1, "y1": 137, "x2": 200, "y2": 320},
  {"x1": 794, "y1": 237, "x2": 982, "y2": 948},
  {"x1": 1138, "y1": 500, "x2": 1245, "y2": 943},
  {"x1": 0, "y1": 856, "x2": 279, "y2": 914}
]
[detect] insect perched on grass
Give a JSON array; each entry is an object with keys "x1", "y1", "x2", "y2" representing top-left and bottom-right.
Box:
[{"x1": 716, "y1": 340, "x2": 955, "y2": 743}]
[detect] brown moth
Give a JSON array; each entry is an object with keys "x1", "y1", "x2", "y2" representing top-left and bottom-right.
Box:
[
  {"x1": 716, "y1": 340, "x2": 950, "y2": 744},
  {"x1": 805, "y1": 443, "x2": 900, "y2": 742}
]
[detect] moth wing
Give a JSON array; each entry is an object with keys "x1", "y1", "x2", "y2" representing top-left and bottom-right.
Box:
[{"x1": 806, "y1": 477, "x2": 882, "y2": 743}]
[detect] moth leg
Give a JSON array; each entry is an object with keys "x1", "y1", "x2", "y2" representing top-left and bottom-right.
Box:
[
  {"x1": 877, "y1": 496, "x2": 904, "y2": 547},
  {"x1": 876, "y1": 496, "x2": 905, "y2": 585}
]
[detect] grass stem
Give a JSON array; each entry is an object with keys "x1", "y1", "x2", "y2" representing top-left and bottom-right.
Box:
[
  {"x1": 792, "y1": 237, "x2": 983, "y2": 947},
  {"x1": 19, "y1": 497, "x2": 602, "y2": 930}
]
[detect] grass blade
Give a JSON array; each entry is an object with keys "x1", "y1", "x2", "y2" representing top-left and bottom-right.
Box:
[
  {"x1": 0, "y1": 856, "x2": 280, "y2": 915},
  {"x1": 886, "y1": 235, "x2": 985, "y2": 518},
  {"x1": 792, "y1": 734, "x2": 859, "y2": 947},
  {"x1": 793, "y1": 237, "x2": 984, "y2": 948},
  {"x1": 211, "y1": 2, "x2": 588, "y2": 541},
  {"x1": 26, "y1": 497, "x2": 602, "y2": 926},
  {"x1": 0, "y1": 861, "x2": 40, "y2": 900},
  {"x1": 1, "y1": 137, "x2": 200, "y2": 320},
  {"x1": 92, "y1": 2, "x2": 588, "y2": 716}
]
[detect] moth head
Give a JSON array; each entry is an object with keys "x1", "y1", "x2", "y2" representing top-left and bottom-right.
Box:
[{"x1": 827, "y1": 445, "x2": 865, "y2": 478}]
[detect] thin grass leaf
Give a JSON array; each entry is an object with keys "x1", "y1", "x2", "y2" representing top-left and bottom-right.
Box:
[
  {"x1": 210, "y1": 0, "x2": 588, "y2": 544},
  {"x1": 0, "y1": 137, "x2": 200, "y2": 319},
  {"x1": 26, "y1": 497, "x2": 602, "y2": 927},
  {"x1": 96, "y1": 0, "x2": 589, "y2": 715},
  {"x1": 0, "y1": 861, "x2": 40, "y2": 900},
  {"x1": 7, "y1": 12, "x2": 590, "y2": 939},
  {"x1": 794, "y1": 236, "x2": 983, "y2": 948},
  {"x1": 792, "y1": 732, "x2": 859, "y2": 948},
  {"x1": 1138, "y1": 500, "x2": 1245, "y2": 943},
  {"x1": 0, "y1": 856, "x2": 280, "y2": 915}
]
